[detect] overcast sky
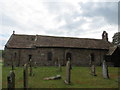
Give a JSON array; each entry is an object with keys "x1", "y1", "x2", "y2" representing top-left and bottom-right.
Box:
[{"x1": 0, "y1": 0, "x2": 119, "y2": 50}]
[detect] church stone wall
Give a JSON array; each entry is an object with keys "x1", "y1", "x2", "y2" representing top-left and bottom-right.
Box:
[{"x1": 4, "y1": 47, "x2": 108, "y2": 66}]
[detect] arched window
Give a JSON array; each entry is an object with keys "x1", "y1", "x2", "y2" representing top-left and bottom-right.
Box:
[
  {"x1": 14, "y1": 52, "x2": 17, "y2": 59},
  {"x1": 28, "y1": 55, "x2": 32, "y2": 61},
  {"x1": 47, "y1": 52, "x2": 52, "y2": 61},
  {"x1": 66, "y1": 52, "x2": 72, "y2": 61},
  {"x1": 90, "y1": 53, "x2": 95, "y2": 61}
]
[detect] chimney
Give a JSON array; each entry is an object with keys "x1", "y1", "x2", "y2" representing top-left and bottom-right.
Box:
[
  {"x1": 102, "y1": 31, "x2": 108, "y2": 41},
  {"x1": 13, "y1": 31, "x2": 15, "y2": 34},
  {"x1": 35, "y1": 34, "x2": 38, "y2": 41}
]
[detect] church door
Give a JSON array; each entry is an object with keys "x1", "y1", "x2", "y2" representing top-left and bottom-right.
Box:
[{"x1": 66, "y1": 52, "x2": 72, "y2": 61}]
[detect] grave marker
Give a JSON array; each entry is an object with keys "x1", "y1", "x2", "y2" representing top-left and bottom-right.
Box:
[
  {"x1": 11, "y1": 61, "x2": 15, "y2": 71},
  {"x1": 102, "y1": 60, "x2": 109, "y2": 79},
  {"x1": 58, "y1": 63, "x2": 62, "y2": 72},
  {"x1": 91, "y1": 65, "x2": 97, "y2": 76},
  {"x1": 68, "y1": 58, "x2": 72, "y2": 70},
  {"x1": 29, "y1": 59, "x2": 32, "y2": 76},
  {"x1": 64, "y1": 60, "x2": 71, "y2": 84},
  {"x1": 23, "y1": 64, "x2": 28, "y2": 88},
  {"x1": 7, "y1": 70, "x2": 15, "y2": 89}
]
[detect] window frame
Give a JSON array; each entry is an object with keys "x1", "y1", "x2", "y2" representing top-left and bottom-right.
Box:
[{"x1": 47, "y1": 52, "x2": 53, "y2": 61}]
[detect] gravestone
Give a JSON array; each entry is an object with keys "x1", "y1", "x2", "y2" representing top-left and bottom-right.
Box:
[
  {"x1": 56, "y1": 58, "x2": 59, "y2": 67},
  {"x1": 11, "y1": 61, "x2": 15, "y2": 70},
  {"x1": 43, "y1": 75, "x2": 61, "y2": 80},
  {"x1": 89, "y1": 55, "x2": 92, "y2": 66},
  {"x1": 23, "y1": 64, "x2": 28, "y2": 88},
  {"x1": 7, "y1": 70, "x2": 15, "y2": 89},
  {"x1": 11, "y1": 64, "x2": 14, "y2": 71},
  {"x1": 55, "y1": 58, "x2": 58, "y2": 67},
  {"x1": 68, "y1": 58, "x2": 72, "y2": 70},
  {"x1": 55, "y1": 61, "x2": 57, "y2": 67},
  {"x1": 29, "y1": 59, "x2": 33, "y2": 76},
  {"x1": 91, "y1": 65, "x2": 97, "y2": 76},
  {"x1": 102, "y1": 60, "x2": 109, "y2": 79},
  {"x1": 58, "y1": 63, "x2": 62, "y2": 72},
  {"x1": 34, "y1": 62, "x2": 37, "y2": 68},
  {"x1": 64, "y1": 60, "x2": 71, "y2": 84}
]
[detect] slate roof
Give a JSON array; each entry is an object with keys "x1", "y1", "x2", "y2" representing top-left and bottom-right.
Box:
[
  {"x1": 107, "y1": 46, "x2": 118, "y2": 55},
  {"x1": 5, "y1": 34, "x2": 113, "y2": 50}
]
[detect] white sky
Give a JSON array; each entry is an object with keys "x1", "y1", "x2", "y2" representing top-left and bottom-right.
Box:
[{"x1": 0, "y1": 0, "x2": 119, "y2": 50}]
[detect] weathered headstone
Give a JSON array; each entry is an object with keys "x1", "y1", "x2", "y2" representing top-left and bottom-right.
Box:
[
  {"x1": 7, "y1": 70, "x2": 15, "y2": 89},
  {"x1": 102, "y1": 60, "x2": 109, "y2": 79},
  {"x1": 11, "y1": 64, "x2": 14, "y2": 71},
  {"x1": 55, "y1": 58, "x2": 58, "y2": 67},
  {"x1": 58, "y1": 63, "x2": 62, "y2": 72},
  {"x1": 68, "y1": 58, "x2": 72, "y2": 70},
  {"x1": 55, "y1": 61, "x2": 57, "y2": 67},
  {"x1": 43, "y1": 75, "x2": 61, "y2": 80},
  {"x1": 29, "y1": 59, "x2": 33, "y2": 76},
  {"x1": 34, "y1": 62, "x2": 37, "y2": 68},
  {"x1": 23, "y1": 64, "x2": 28, "y2": 88},
  {"x1": 64, "y1": 60, "x2": 71, "y2": 84},
  {"x1": 57, "y1": 58, "x2": 59, "y2": 67},
  {"x1": 11, "y1": 60, "x2": 15, "y2": 71},
  {"x1": 89, "y1": 55, "x2": 92, "y2": 66},
  {"x1": 91, "y1": 65, "x2": 97, "y2": 76}
]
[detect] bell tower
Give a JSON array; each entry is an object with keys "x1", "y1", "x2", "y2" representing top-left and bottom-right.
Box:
[
  {"x1": 102, "y1": 31, "x2": 108, "y2": 41},
  {"x1": 13, "y1": 31, "x2": 15, "y2": 34}
]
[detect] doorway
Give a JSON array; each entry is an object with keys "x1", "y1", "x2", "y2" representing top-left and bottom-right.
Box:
[{"x1": 66, "y1": 52, "x2": 72, "y2": 61}]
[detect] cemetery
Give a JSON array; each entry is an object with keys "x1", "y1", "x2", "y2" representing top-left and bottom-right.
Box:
[
  {"x1": 1, "y1": 1, "x2": 120, "y2": 89},
  {"x1": 1, "y1": 31, "x2": 120, "y2": 88},
  {"x1": 1, "y1": 61, "x2": 119, "y2": 88}
]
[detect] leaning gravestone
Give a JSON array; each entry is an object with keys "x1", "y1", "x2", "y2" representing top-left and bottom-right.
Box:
[
  {"x1": 102, "y1": 60, "x2": 109, "y2": 79},
  {"x1": 23, "y1": 64, "x2": 28, "y2": 88},
  {"x1": 64, "y1": 60, "x2": 71, "y2": 84},
  {"x1": 91, "y1": 65, "x2": 97, "y2": 76},
  {"x1": 7, "y1": 70, "x2": 15, "y2": 89}
]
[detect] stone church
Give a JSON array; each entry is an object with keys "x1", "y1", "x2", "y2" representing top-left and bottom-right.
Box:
[{"x1": 4, "y1": 31, "x2": 120, "y2": 67}]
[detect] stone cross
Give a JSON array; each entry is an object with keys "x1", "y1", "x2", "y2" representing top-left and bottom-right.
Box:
[
  {"x1": 7, "y1": 70, "x2": 15, "y2": 89},
  {"x1": 23, "y1": 64, "x2": 28, "y2": 88},
  {"x1": 91, "y1": 65, "x2": 97, "y2": 76},
  {"x1": 64, "y1": 60, "x2": 71, "y2": 84},
  {"x1": 102, "y1": 60, "x2": 109, "y2": 79}
]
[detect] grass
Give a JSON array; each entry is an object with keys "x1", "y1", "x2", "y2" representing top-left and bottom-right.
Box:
[
  {"x1": 0, "y1": 60, "x2": 3, "y2": 66},
  {"x1": 2, "y1": 66, "x2": 119, "y2": 88},
  {"x1": 0, "y1": 50, "x2": 3, "y2": 59},
  {"x1": 0, "y1": 59, "x2": 2, "y2": 90}
]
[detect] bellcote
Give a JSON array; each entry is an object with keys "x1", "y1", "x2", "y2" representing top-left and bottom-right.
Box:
[{"x1": 102, "y1": 31, "x2": 108, "y2": 41}]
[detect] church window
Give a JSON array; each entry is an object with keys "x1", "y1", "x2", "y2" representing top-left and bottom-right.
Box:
[{"x1": 47, "y1": 52, "x2": 52, "y2": 61}]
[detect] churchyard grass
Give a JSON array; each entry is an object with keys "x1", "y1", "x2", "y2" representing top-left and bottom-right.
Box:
[
  {"x1": 2, "y1": 66, "x2": 119, "y2": 88},
  {"x1": 0, "y1": 60, "x2": 2, "y2": 66}
]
